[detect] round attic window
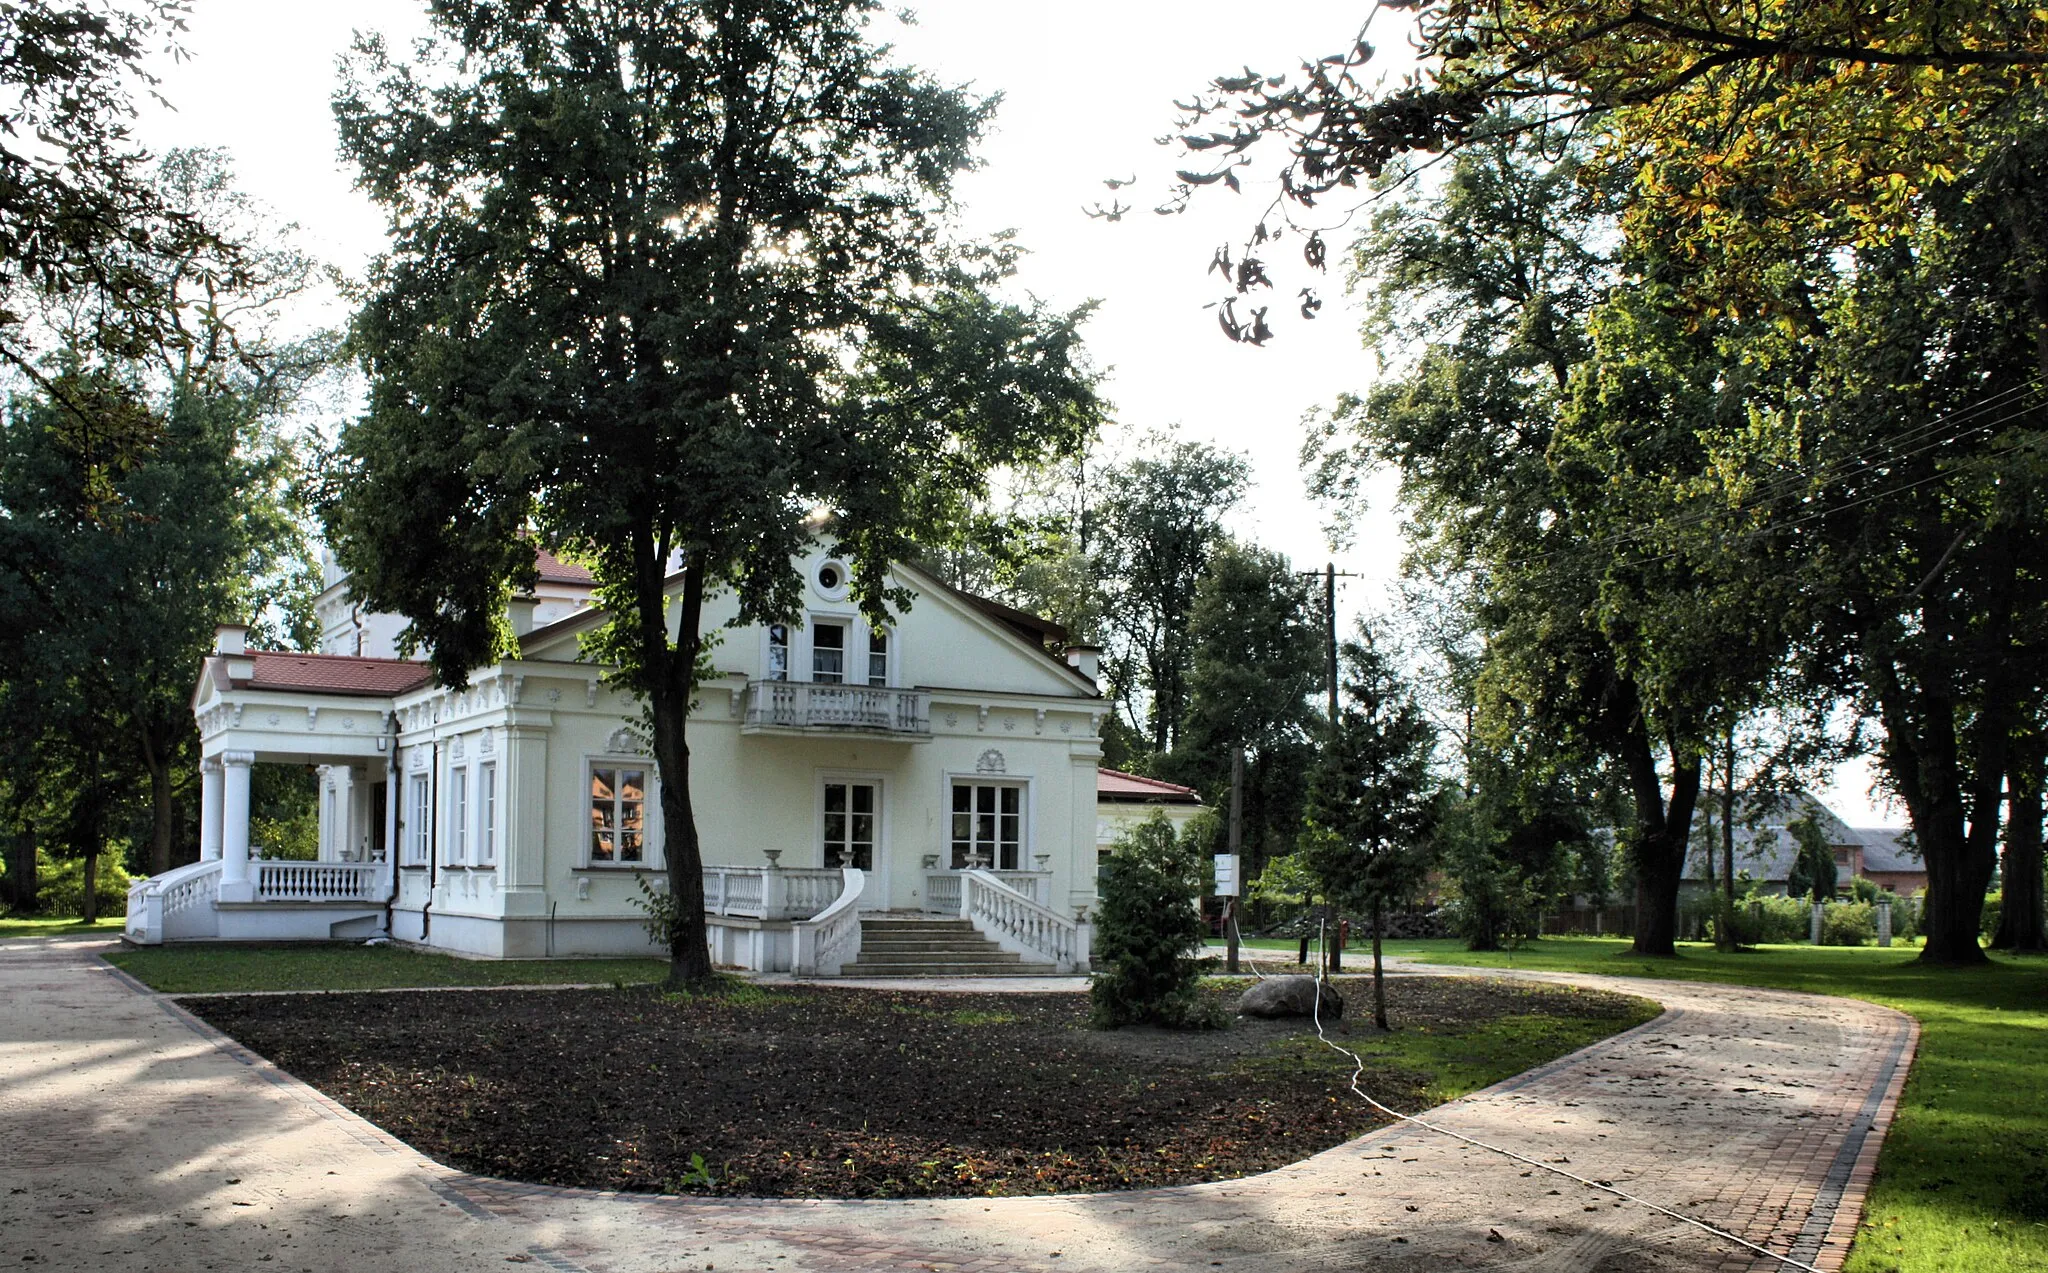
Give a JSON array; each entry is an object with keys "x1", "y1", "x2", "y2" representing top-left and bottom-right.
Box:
[{"x1": 815, "y1": 560, "x2": 848, "y2": 598}]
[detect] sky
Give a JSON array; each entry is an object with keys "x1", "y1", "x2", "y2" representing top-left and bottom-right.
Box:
[{"x1": 126, "y1": 1, "x2": 1897, "y2": 826}]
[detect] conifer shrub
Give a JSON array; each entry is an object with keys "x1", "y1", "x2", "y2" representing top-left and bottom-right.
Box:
[{"x1": 1089, "y1": 813, "x2": 1219, "y2": 1029}]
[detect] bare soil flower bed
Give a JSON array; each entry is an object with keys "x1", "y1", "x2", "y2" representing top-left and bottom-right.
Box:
[{"x1": 182, "y1": 975, "x2": 1651, "y2": 1199}]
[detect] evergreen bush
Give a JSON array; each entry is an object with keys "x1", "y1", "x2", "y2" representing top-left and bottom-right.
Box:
[
  {"x1": 1820, "y1": 901, "x2": 1877, "y2": 946},
  {"x1": 1089, "y1": 813, "x2": 1219, "y2": 1030}
]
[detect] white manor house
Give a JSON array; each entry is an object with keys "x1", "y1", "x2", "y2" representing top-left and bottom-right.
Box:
[{"x1": 125, "y1": 544, "x2": 1199, "y2": 975}]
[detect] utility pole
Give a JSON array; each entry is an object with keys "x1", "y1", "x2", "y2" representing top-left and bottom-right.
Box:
[
  {"x1": 1299, "y1": 561, "x2": 1361, "y2": 973},
  {"x1": 1228, "y1": 747, "x2": 1243, "y2": 974}
]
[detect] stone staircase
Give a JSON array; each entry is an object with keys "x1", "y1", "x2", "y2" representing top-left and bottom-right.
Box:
[{"x1": 839, "y1": 915, "x2": 1059, "y2": 977}]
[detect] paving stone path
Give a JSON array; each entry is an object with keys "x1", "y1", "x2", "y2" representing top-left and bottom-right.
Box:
[{"x1": 0, "y1": 937, "x2": 1914, "y2": 1273}]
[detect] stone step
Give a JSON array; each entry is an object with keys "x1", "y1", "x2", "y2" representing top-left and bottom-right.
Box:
[
  {"x1": 845, "y1": 915, "x2": 1058, "y2": 977},
  {"x1": 839, "y1": 961, "x2": 1060, "y2": 978},
  {"x1": 851, "y1": 947, "x2": 1028, "y2": 965}
]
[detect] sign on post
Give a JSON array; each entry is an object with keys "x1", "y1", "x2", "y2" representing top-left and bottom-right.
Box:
[{"x1": 1214, "y1": 854, "x2": 1240, "y2": 897}]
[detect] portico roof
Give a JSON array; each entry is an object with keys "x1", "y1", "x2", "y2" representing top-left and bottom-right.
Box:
[{"x1": 1097, "y1": 768, "x2": 1201, "y2": 804}]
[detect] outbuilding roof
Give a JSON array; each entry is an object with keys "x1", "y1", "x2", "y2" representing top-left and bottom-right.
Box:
[
  {"x1": 1097, "y1": 768, "x2": 1202, "y2": 804},
  {"x1": 234, "y1": 651, "x2": 432, "y2": 697},
  {"x1": 534, "y1": 547, "x2": 595, "y2": 586},
  {"x1": 1854, "y1": 826, "x2": 1922, "y2": 873}
]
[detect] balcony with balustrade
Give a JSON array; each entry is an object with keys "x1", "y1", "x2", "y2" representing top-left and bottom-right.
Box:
[{"x1": 739, "y1": 680, "x2": 931, "y2": 741}]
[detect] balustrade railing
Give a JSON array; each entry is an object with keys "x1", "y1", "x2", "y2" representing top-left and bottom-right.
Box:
[
  {"x1": 702, "y1": 865, "x2": 846, "y2": 920},
  {"x1": 959, "y1": 869, "x2": 1089, "y2": 972},
  {"x1": 925, "y1": 869, "x2": 1049, "y2": 909},
  {"x1": 125, "y1": 859, "x2": 222, "y2": 945},
  {"x1": 254, "y1": 861, "x2": 381, "y2": 902},
  {"x1": 743, "y1": 681, "x2": 930, "y2": 737},
  {"x1": 792, "y1": 867, "x2": 865, "y2": 976}
]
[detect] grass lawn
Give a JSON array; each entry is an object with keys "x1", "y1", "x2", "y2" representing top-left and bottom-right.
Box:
[
  {"x1": 103, "y1": 943, "x2": 671, "y2": 994},
  {"x1": 0, "y1": 914, "x2": 125, "y2": 939},
  {"x1": 1378, "y1": 935, "x2": 2048, "y2": 1273}
]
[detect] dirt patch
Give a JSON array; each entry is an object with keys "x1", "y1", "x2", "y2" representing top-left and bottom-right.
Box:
[{"x1": 182, "y1": 974, "x2": 1649, "y2": 1199}]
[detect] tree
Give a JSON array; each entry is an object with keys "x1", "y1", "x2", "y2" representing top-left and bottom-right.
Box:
[
  {"x1": 1091, "y1": 434, "x2": 1249, "y2": 758},
  {"x1": 0, "y1": 3, "x2": 252, "y2": 385},
  {"x1": 1165, "y1": 5, "x2": 2048, "y2": 357},
  {"x1": 1306, "y1": 119, "x2": 1788, "y2": 955},
  {"x1": 327, "y1": 0, "x2": 1102, "y2": 987},
  {"x1": 1994, "y1": 726, "x2": 2047, "y2": 953},
  {"x1": 1785, "y1": 816, "x2": 1838, "y2": 904},
  {"x1": 1302, "y1": 629, "x2": 1438, "y2": 1030},
  {"x1": 1157, "y1": 539, "x2": 1321, "y2": 890},
  {"x1": 1089, "y1": 812, "x2": 1213, "y2": 1029}
]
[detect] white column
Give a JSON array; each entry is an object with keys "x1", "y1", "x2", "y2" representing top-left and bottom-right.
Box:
[
  {"x1": 199, "y1": 758, "x2": 224, "y2": 862},
  {"x1": 219, "y1": 750, "x2": 255, "y2": 902}
]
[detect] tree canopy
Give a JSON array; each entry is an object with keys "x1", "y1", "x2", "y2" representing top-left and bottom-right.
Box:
[{"x1": 326, "y1": 0, "x2": 1103, "y2": 984}]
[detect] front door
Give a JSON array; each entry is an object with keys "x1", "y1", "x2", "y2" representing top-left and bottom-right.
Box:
[{"x1": 821, "y1": 780, "x2": 876, "y2": 870}]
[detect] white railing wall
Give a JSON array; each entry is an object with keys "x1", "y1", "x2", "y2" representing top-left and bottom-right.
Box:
[
  {"x1": 125, "y1": 859, "x2": 222, "y2": 945},
  {"x1": 958, "y1": 868, "x2": 1090, "y2": 973},
  {"x1": 925, "y1": 869, "x2": 1050, "y2": 909},
  {"x1": 792, "y1": 867, "x2": 866, "y2": 975},
  {"x1": 743, "y1": 681, "x2": 931, "y2": 736},
  {"x1": 703, "y1": 865, "x2": 845, "y2": 921},
  {"x1": 254, "y1": 861, "x2": 381, "y2": 902}
]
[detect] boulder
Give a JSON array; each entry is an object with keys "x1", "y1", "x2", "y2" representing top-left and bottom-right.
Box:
[{"x1": 1237, "y1": 974, "x2": 1344, "y2": 1020}]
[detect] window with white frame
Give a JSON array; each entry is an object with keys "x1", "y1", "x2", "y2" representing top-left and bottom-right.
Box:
[
  {"x1": 409, "y1": 774, "x2": 431, "y2": 865},
  {"x1": 767, "y1": 623, "x2": 790, "y2": 680},
  {"x1": 478, "y1": 762, "x2": 497, "y2": 866},
  {"x1": 822, "y1": 780, "x2": 876, "y2": 870},
  {"x1": 450, "y1": 767, "x2": 469, "y2": 864},
  {"x1": 950, "y1": 780, "x2": 1022, "y2": 870},
  {"x1": 866, "y1": 628, "x2": 889, "y2": 686},
  {"x1": 812, "y1": 619, "x2": 847, "y2": 682},
  {"x1": 588, "y1": 764, "x2": 647, "y2": 865}
]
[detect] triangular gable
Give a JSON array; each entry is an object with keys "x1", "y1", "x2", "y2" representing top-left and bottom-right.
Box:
[{"x1": 889, "y1": 559, "x2": 1098, "y2": 698}]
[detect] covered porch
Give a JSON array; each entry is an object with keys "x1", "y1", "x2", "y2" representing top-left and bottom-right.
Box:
[{"x1": 128, "y1": 633, "x2": 414, "y2": 946}]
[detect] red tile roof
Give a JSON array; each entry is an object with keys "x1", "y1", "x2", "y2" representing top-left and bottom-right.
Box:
[
  {"x1": 238, "y1": 651, "x2": 432, "y2": 696},
  {"x1": 534, "y1": 547, "x2": 596, "y2": 586},
  {"x1": 1097, "y1": 768, "x2": 1202, "y2": 804}
]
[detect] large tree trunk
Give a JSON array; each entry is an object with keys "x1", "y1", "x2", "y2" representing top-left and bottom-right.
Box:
[
  {"x1": 1623, "y1": 717, "x2": 1702, "y2": 957},
  {"x1": 1876, "y1": 674, "x2": 2001, "y2": 965},
  {"x1": 2, "y1": 825, "x2": 36, "y2": 914},
  {"x1": 81, "y1": 849, "x2": 99, "y2": 923},
  {"x1": 141, "y1": 723, "x2": 175, "y2": 876},
  {"x1": 1369, "y1": 897, "x2": 1388, "y2": 1031},
  {"x1": 1994, "y1": 736, "x2": 2048, "y2": 953},
  {"x1": 652, "y1": 557, "x2": 715, "y2": 987}
]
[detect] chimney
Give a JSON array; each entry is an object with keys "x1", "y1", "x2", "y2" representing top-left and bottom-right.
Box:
[
  {"x1": 508, "y1": 596, "x2": 538, "y2": 638},
  {"x1": 1063, "y1": 643, "x2": 1101, "y2": 683},
  {"x1": 214, "y1": 624, "x2": 249, "y2": 656}
]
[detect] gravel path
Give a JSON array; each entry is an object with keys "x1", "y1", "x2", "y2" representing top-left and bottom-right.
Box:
[{"x1": 0, "y1": 937, "x2": 1913, "y2": 1272}]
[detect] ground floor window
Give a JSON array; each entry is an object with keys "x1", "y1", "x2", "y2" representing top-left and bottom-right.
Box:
[
  {"x1": 408, "y1": 773, "x2": 430, "y2": 865},
  {"x1": 589, "y1": 765, "x2": 646, "y2": 865},
  {"x1": 950, "y1": 781, "x2": 1022, "y2": 870},
  {"x1": 822, "y1": 780, "x2": 876, "y2": 870},
  {"x1": 450, "y1": 767, "x2": 470, "y2": 864},
  {"x1": 477, "y1": 762, "x2": 497, "y2": 866}
]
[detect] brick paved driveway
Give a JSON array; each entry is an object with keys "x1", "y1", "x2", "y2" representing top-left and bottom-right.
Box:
[{"x1": 0, "y1": 937, "x2": 1913, "y2": 1273}]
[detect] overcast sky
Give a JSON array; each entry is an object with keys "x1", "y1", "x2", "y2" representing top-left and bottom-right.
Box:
[{"x1": 127, "y1": 0, "x2": 1896, "y2": 825}]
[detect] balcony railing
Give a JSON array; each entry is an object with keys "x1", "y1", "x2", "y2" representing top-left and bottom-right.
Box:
[
  {"x1": 703, "y1": 865, "x2": 848, "y2": 921},
  {"x1": 741, "y1": 680, "x2": 930, "y2": 739}
]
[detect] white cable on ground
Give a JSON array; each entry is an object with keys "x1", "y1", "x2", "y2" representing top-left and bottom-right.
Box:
[{"x1": 1265, "y1": 926, "x2": 1826, "y2": 1273}]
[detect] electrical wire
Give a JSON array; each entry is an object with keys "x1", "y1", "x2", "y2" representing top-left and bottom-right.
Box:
[{"x1": 1228, "y1": 922, "x2": 1831, "y2": 1272}]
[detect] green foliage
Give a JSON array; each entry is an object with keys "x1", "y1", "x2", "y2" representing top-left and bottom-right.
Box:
[
  {"x1": 1155, "y1": 538, "x2": 1322, "y2": 884},
  {"x1": 1089, "y1": 813, "x2": 1217, "y2": 1030},
  {"x1": 1245, "y1": 851, "x2": 1317, "y2": 917},
  {"x1": 1786, "y1": 817, "x2": 1839, "y2": 902},
  {"x1": 326, "y1": 0, "x2": 1102, "y2": 981},
  {"x1": 30, "y1": 848, "x2": 132, "y2": 919},
  {"x1": 1730, "y1": 892, "x2": 1814, "y2": 945},
  {"x1": 1301, "y1": 630, "x2": 1439, "y2": 916},
  {"x1": 1820, "y1": 901, "x2": 1877, "y2": 947},
  {"x1": 1090, "y1": 434, "x2": 1250, "y2": 758}
]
